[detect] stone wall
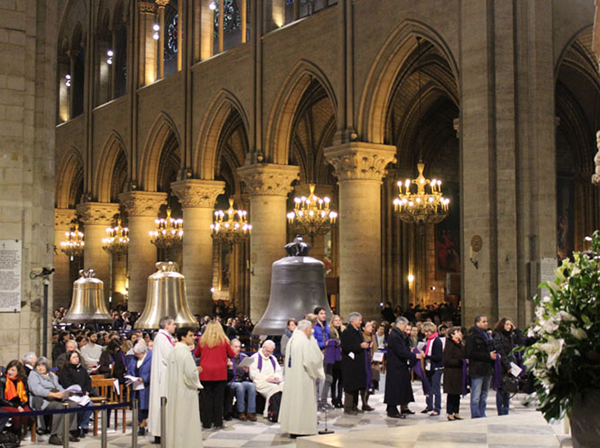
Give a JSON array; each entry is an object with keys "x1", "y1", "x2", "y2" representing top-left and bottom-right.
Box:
[{"x1": 0, "y1": 0, "x2": 58, "y2": 365}]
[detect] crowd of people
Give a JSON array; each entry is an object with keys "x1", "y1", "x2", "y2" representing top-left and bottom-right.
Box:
[{"x1": 0, "y1": 301, "x2": 531, "y2": 445}]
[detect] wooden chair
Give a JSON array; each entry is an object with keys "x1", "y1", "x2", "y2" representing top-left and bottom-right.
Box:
[{"x1": 91, "y1": 377, "x2": 127, "y2": 436}]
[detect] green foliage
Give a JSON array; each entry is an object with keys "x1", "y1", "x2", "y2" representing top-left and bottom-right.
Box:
[{"x1": 523, "y1": 231, "x2": 600, "y2": 422}]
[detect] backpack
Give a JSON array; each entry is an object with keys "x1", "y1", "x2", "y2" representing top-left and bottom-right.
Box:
[
  {"x1": 267, "y1": 392, "x2": 282, "y2": 423},
  {"x1": 0, "y1": 432, "x2": 20, "y2": 448}
]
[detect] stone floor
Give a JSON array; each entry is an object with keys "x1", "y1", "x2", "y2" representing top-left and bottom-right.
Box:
[{"x1": 17, "y1": 375, "x2": 573, "y2": 447}]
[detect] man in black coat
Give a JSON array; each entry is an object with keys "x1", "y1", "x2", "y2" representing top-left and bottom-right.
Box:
[
  {"x1": 384, "y1": 317, "x2": 423, "y2": 418},
  {"x1": 341, "y1": 312, "x2": 371, "y2": 415},
  {"x1": 465, "y1": 315, "x2": 497, "y2": 418}
]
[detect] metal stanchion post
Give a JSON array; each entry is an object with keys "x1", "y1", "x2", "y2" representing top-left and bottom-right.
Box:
[
  {"x1": 132, "y1": 399, "x2": 139, "y2": 448},
  {"x1": 160, "y1": 396, "x2": 167, "y2": 448},
  {"x1": 62, "y1": 402, "x2": 69, "y2": 448},
  {"x1": 101, "y1": 400, "x2": 108, "y2": 448}
]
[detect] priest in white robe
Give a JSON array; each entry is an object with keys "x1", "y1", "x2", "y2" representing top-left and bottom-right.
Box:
[
  {"x1": 279, "y1": 320, "x2": 325, "y2": 436},
  {"x1": 165, "y1": 327, "x2": 203, "y2": 448},
  {"x1": 148, "y1": 316, "x2": 176, "y2": 442},
  {"x1": 249, "y1": 340, "x2": 284, "y2": 417}
]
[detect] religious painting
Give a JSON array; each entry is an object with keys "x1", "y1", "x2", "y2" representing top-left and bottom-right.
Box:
[
  {"x1": 556, "y1": 176, "x2": 574, "y2": 260},
  {"x1": 219, "y1": 242, "x2": 231, "y2": 290},
  {"x1": 436, "y1": 182, "x2": 460, "y2": 279}
]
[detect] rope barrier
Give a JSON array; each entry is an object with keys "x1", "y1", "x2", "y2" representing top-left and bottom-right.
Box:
[{"x1": 0, "y1": 402, "x2": 132, "y2": 419}]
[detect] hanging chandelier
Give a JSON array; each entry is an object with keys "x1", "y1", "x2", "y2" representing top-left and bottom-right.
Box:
[
  {"x1": 102, "y1": 218, "x2": 129, "y2": 255},
  {"x1": 211, "y1": 198, "x2": 252, "y2": 244},
  {"x1": 393, "y1": 162, "x2": 450, "y2": 224},
  {"x1": 149, "y1": 207, "x2": 183, "y2": 250},
  {"x1": 287, "y1": 184, "x2": 337, "y2": 244},
  {"x1": 60, "y1": 222, "x2": 85, "y2": 261},
  {"x1": 394, "y1": 37, "x2": 450, "y2": 225}
]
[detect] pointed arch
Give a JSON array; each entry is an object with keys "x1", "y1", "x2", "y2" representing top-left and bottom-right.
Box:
[
  {"x1": 56, "y1": 147, "x2": 84, "y2": 209},
  {"x1": 357, "y1": 19, "x2": 459, "y2": 144},
  {"x1": 265, "y1": 59, "x2": 338, "y2": 165},
  {"x1": 140, "y1": 112, "x2": 182, "y2": 191},
  {"x1": 194, "y1": 89, "x2": 250, "y2": 180},
  {"x1": 94, "y1": 131, "x2": 129, "y2": 202}
]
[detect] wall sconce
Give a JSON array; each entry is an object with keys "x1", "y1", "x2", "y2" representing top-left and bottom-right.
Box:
[
  {"x1": 65, "y1": 74, "x2": 71, "y2": 87},
  {"x1": 209, "y1": 2, "x2": 217, "y2": 10},
  {"x1": 407, "y1": 274, "x2": 414, "y2": 283},
  {"x1": 106, "y1": 49, "x2": 113, "y2": 65},
  {"x1": 470, "y1": 235, "x2": 483, "y2": 270},
  {"x1": 152, "y1": 23, "x2": 160, "y2": 40}
]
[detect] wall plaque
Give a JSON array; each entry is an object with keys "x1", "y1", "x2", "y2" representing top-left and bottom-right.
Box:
[{"x1": 0, "y1": 239, "x2": 22, "y2": 312}]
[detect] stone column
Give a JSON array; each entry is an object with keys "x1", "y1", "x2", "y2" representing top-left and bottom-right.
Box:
[
  {"x1": 119, "y1": 191, "x2": 167, "y2": 312},
  {"x1": 138, "y1": 1, "x2": 158, "y2": 86},
  {"x1": 54, "y1": 209, "x2": 77, "y2": 309},
  {"x1": 76, "y1": 202, "x2": 120, "y2": 301},
  {"x1": 171, "y1": 179, "x2": 225, "y2": 316},
  {"x1": 237, "y1": 164, "x2": 300, "y2": 322},
  {"x1": 324, "y1": 142, "x2": 396, "y2": 320}
]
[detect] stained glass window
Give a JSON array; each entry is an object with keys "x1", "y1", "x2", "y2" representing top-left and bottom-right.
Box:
[
  {"x1": 214, "y1": 0, "x2": 241, "y2": 36},
  {"x1": 164, "y1": 12, "x2": 178, "y2": 62}
]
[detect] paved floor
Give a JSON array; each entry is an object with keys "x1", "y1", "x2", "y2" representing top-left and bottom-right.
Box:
[{"x1": 18, "y1": 375, "x2": 572, "y2": 447}]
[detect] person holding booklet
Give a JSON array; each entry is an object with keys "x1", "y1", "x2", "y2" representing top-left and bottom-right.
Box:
[
  {"x1": 59, "y1": 351, "x2": 94, "y2": 436},
  {"x1": 126, "y1": 340, "x2": 152, "y2": 435}
]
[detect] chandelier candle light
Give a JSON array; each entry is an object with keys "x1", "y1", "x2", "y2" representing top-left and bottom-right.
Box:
[
  {"x1": 150, "y1": 207, "x2": 183, "y2": 250},
  {"x1": 287, "y1": 184, "x2": 338, "y2": 244},
  {"x1": 393, "y1": 162, "x2": 450, "y2": 224},
  {"x1": 211, "y1": 198, "x2": 252, "y2": 244},
  {"x1": 102, "y1": 218, "x2": 129, "y2": 255},
  {"x1": 60, "y1": 223, "x2": 85, "y2": 261}
]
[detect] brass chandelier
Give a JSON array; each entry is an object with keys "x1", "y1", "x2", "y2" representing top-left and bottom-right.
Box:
[
  {"x1": 394, "y1": 37, "x2": 450, "y2": 225},
  {"x1": 287, "y1": 184, "x2": 338, "y2": 244},
  {"x1": 102, "y1": 218, "x2": 129, "y2": 255},
  {"x1": 211, "y1": 198, "x2": 252, "y2": 244},
  {"x1": 60, "y1": 222, "x2": 85, "y2": 261},
  {"x1": 149, "y1": 207, "x2": 183, "y2": 250}
]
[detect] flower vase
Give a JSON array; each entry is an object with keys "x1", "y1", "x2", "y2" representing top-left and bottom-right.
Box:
[{"x1": 569, "y1": 389, "x2": 600, "y2": 448}]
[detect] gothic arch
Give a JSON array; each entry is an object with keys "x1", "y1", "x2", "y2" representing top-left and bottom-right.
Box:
[
  {"x1": 56, "y1": 147, "x2": 84, "y2": 209},
  {"x1": 94, "y1": 131, "x2": 129, "y2": 202},
  {"x1": 195, "y1": 89, "x2": 249, "y2": 180},
  {"x1": 265, "y1": 59, "x2": 338, "y2": 165},
  {"x1": 357, "y1": 19, "x2": 459, "y2": 144},
  {"x1": 140, "y1": 113, "x2": 182, "y2": 191},
  {"x1": 554, "y1": 25, "x2": 595, "y2": 80}
]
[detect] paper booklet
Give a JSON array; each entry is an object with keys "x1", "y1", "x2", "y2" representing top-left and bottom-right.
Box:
[
  {"x1": 372, "y1": 352, "x2": 384, "y2": 362},
  {"x1": 509, "y1": 362, "x2": 522, "y2": 377},
  {"x1": 125, "y1": 375, "x2": 145, "y2": 391},
  {"x1": 238, "y1": 357, "x2": 255, "y2": 368},
  {"x1": 65, "y1": 385, "x2": 82, "y2": 394},
  {"x1": 69, "y1": 394, "x2": 91, "y2": 406}
]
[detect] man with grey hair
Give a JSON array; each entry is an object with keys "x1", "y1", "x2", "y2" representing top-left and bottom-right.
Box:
[
  {"x1": 341, "y1": 312, "x2": 371, "y2": 415},
  {"x1": 148, "y1": 316, "x2": 176, "y2": 444},
  {"x1": 55, "y1": 339, "x2": 87, "y2": 371},
  {"x1": 225, "y1": 338, "x2": 257, "y2": 421},
  {"x1": 279, "y1": 319, "x2": 325, "y2": 436},
  {"x1": 22, "y1": 352, "x2": 37, "y2": 377},
  {"x1": 385, "y1": 316, "x2": 423, "y2": 418},
  {"x1": 249, "y1": 339, "x2": 284, "y2": 418}
]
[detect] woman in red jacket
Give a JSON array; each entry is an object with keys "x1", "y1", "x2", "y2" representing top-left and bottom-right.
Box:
[{"x1": 194, "y1": 320, "x2": 236, "y2": 429}]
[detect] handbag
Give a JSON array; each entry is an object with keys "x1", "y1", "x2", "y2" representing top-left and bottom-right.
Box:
[{"x1": 502, "y1": 374, "x2": 519, "y2": 393}]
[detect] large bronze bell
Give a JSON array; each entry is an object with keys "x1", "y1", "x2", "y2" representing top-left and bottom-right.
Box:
[
  {"x1": 134, "y1": 262, "x2": 199, "y2": 330},
  {"x1": 253, "y1": 237, "x2": 333, "y2": 336},
  {"x1": 63, "y1": 269, "x2": 113, "y2": 324}
]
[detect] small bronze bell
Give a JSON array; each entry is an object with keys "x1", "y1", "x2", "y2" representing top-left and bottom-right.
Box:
[
  {"x1": 134, "y1": 262, "x2": 199, "y2": 329},
  {"x1": 63, "y1": 269, "x2": 113, "y2": 324},
  {"x1": 253, "y1": 237, "x2": 332, "y2": 335}
]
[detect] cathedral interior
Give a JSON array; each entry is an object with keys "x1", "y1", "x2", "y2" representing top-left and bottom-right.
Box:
[{"x1": 2, "y1": 0, "x2": 600, "y2": 364}]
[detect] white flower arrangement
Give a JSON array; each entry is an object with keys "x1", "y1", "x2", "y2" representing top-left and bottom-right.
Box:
[{"x1": 522, "y1": 232, "x2": 600, "y2": 422}]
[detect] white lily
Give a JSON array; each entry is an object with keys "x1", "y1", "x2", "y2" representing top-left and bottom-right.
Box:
[
  {"x1": 537, "y1": 338, "x2": 564, "y2": 369},
  {"x1": 570, "y1": 327, "x2": 588, "y2": 340}
]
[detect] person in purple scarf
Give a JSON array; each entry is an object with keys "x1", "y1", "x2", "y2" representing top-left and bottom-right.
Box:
[{"x1": 465, "y1": 315, "x2": 497, "y2": 418}]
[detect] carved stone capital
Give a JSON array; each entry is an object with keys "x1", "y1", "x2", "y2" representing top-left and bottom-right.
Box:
[
  {"x1": 324, "y1": 142, "x2": 397, "y2": 182},
  {"x1": 76, "y1": 202, "x2": 120, "y2": 226},
  {"x1": 139, "y1": 1, "x2": 157, "y2": 14},
  {"x1": 155, "y1": 0, "x2": 170, "y2": 7},
  {"x1": 54, "y1": 208, "x2": 77, "y2": 229},
  {"x1": 171, "y1": 179, "x2": 225, "y2": 209},
  {"x1": 119, "y1": 191, "x2": 167, "y2": 217},
  {"x1": 237, "y1": 164, "x2": 300, "y2": 196}
]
